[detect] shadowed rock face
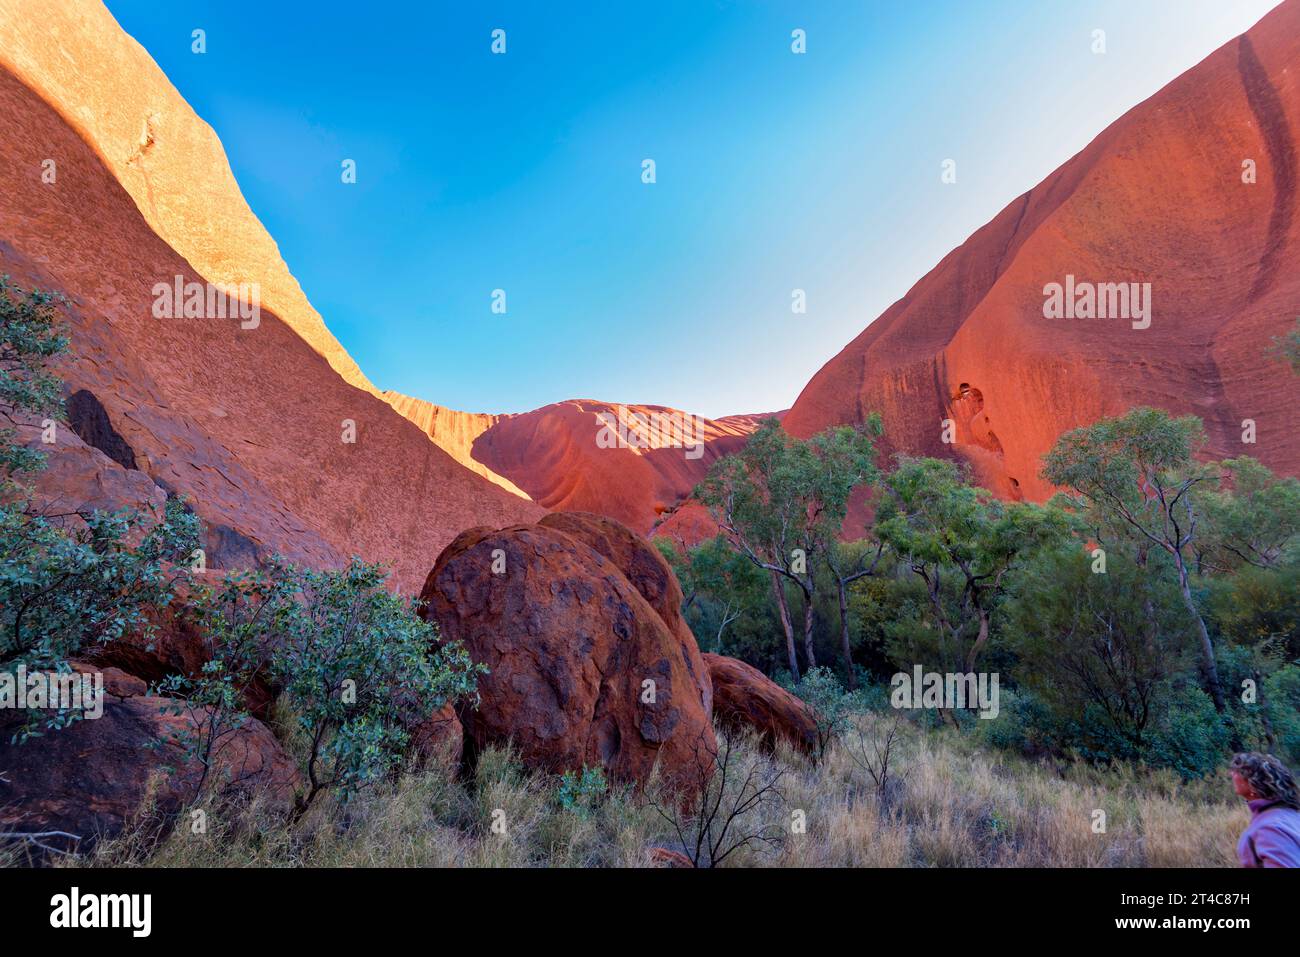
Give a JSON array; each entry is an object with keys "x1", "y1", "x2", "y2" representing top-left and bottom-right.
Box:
[
  {"x1": 0, "y1": 1, "x2": 543, "y2": 592},
  {"x1": 785, "y1": 0, "x2": 1300, "y2": 497},
  {"x1": 0, "y1": 694, "x2": 300, "y2": 855},
  {"x1": 419, "y1": 517, "x2": 716, "y2": 788}
]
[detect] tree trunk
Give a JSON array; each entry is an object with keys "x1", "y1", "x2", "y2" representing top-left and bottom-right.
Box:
[
  {"x1": 836, "y1": 579, "x2": 857, "y2": 690},
  {"x1": 965, "y1": 608, "x2": 990, "y2": 673},
  {"x1": 1174, "y1": 551, "x2": 1225, "y2": 712},
  {"x1": 770, "y1": 570, "x2": 799, "y2": 682},
  {"x1": 801, "y1": 586, "x2": 817, "y2": 671}
]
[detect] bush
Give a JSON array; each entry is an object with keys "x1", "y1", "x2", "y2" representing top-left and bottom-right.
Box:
[
  {"x1": 793, "y1": 666, "x2": 867, "y2": 759},
  {"x1": 0, "y1": 278, "x2": 200, "y2": 741},
  {"x1": 557, "y1": 766, "x2": 608, "y2": 817}
]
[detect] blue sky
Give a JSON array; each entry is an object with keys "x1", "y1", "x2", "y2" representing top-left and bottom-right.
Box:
[{"x1": 104, "y1": 0, "x2": 1281, "y2": 418}]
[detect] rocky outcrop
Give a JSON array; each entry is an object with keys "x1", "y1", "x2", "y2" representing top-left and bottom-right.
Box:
[
  {"x1": 381, "y1": 392, "x2": 532, "y2": 500},
  {"x1": 0, "y1": 0, "x2": 373, "y2": 396},
  {"x1": 0, "y1": 1, "x2": 543, "y2": 592},
  {"x1": 784, "y1": 0, "x2": 1300, "y2": 497},
  {"x1": 0, "y1": 693, "x2": 300, "y2": 855},
  {"x1": 419, "y1": 518, "x2": 716, "y2": 788},
  {"x1": 703, "y1": 653, "x2": 817, "y2": 755},
  {"x1": 469, "y1": 400, "x2": 777, "y2": 533},
  {"x1": 385, "y1": 393, "x2": 782, "y2": 535}
]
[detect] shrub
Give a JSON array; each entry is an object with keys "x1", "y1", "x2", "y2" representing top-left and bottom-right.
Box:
[
  {"x1": 557, "y1": 765, "x2": 608, "y2": 817},
  {"x1": 0, "y1": 278, "x2": 200, "y2": 741},
  {"x1": 271, "y1": 559, "x2": 483, "y2": 814}
]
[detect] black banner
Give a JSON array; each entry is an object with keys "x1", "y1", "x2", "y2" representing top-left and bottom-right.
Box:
[{"x1": 0, "y1": 867, "x2": 1284, "y2": 943}]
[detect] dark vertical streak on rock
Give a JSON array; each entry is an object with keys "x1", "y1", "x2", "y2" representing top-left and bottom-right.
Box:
[{"x1": 1238, "y1": 36, "x2": 1296, "y2": 302}]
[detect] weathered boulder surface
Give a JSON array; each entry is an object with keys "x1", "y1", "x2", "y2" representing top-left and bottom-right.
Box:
[
  {"x1": 538, "y1": 511, "x2": 711, "y2": 716},
  {"x1": 0, "y1": 693, "x2": 300, "y2": 855},
  {"x1": 703, "y1": 653, "x2": 817, "y2": 754},
  {"x1": 419, "y1": 519, "x2": 716, "y2": 787}
]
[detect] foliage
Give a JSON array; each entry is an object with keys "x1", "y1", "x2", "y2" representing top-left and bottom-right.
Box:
[
  {"x1": 557, "y1": 765, "x2": 608, "y2": 817},
  {"x1": 1041, "y1": 407, "x2": 1226, "y2": 712},
  {"x1": 793, "y1": 665, "x2": 867, "y2": 760},
  {"x1": 1272, "y1": 318, "x2": 1300, "y2": 373},
  {"x1": 0, "y1": 276, "x2": 67, "y2": 480},
  {"x1": 1196, "y1": 457, "x2": 1300, "y2": 573},
  {"x1": 656, "y1": 534, "x2": 771, "y2": 656},
  {"x1": 695, "y1": 418, "x2": 879, "y2": 680},
  {"x1": 157, "y1": 558, "x2": 485, "y2": 811},
  {"x1": 877, "y1": 456, "x2": 1071, "y2": 672},
  {"x1": 1003, "y1": 546, "x2": 1193, "y2": 754},
  {"x1": 0, "y1": 279, "x2": 200, "y2": 741},
  {"x1": 273, "y1": 558, "x2": 484, "y2": 812}
]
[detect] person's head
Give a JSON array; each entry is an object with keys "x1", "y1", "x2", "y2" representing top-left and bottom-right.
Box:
[{"x1": 1230, "y1": 752, "x2": 1300, "y2": 809}]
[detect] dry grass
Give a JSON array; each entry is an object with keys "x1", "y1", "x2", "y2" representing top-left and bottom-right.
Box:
[{"x1": 65, "y1": 713, "x2": 1248, "y2": 868}]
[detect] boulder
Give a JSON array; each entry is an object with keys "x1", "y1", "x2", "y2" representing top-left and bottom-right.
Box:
[
  {"x1": 703, "y1": 653, "x2": 817, "y2": 754},
  {"x1": 409, "y1": 701, "x2": 464, "y2": 773},
  {"x1": 420, "y1": 521, "x2": 715, "y2": 788},
  {"x1": 538, "y1": 511, "x2": 711, "y2": 715},
  {"x1": 0, "y1": 693, "x2": 300, "y2": 856}
]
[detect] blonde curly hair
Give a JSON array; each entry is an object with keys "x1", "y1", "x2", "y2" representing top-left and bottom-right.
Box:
[{"x1": 1231, "y1": 752, "x2": 1300, "y2": 810}]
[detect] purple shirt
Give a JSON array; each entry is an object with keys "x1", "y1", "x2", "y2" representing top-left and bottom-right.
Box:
[{"x1": 1238, "y1": 799, "x2": 1300, "y2": 868}]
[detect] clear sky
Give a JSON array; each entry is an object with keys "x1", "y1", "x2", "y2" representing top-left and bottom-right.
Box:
[{"x1": 104, "y1": 0, "x2": 1281, "y2": 418}]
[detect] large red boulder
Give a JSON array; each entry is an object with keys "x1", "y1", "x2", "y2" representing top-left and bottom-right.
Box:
[
  {"x1": 420, "y1": 520, "x2": 715, "y2": 788},
  {"x1": 538, "y1": 511, "x2": 711, "y2": 716},
  {"x1": 703, "y1": 653, "x2": 817, "y2": 754},
  {"x1": 0, "y1": 690, "x2": 300, "y2": 856}
]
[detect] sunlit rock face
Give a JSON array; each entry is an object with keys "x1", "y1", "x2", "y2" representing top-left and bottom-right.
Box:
[
  {"x1": 785, "y1": 0, "x2": 1300, "y2": 498},
  {"x1": 0, "y1": 0, "x2": 542, "y2": 592}
]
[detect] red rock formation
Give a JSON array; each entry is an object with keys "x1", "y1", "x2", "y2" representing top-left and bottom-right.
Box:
[
  {"x1": 467, "y1": 399, "x2": 777, "y2": 533},
  {"x1": 0, "y1": 0, "x2": 374, "y2": 395},
  {"x1": 703, "y1": 653, "x2": 818, "y2": 755},
  {"x1": 0, "y1": 693, "x2": 300, "y2": 853},
  {"x1": 538, "y1": 511, "x2": 711, "y2": 715},
  {"x1": 0, "y1": 3, "x2": 543, "y2": 592},
  {"x1": 380, "y1": 392, "x2": 531, "y2": 500},
  {"x1": 785, "y1": 1, "x2": 1300, "y2": 497},
  {"x1": 419, "y1": 520, "x2": 716, "y2": 788}
]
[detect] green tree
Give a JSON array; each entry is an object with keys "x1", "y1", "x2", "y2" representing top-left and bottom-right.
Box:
[
  {"x1": 656, "y1": 535, "x2": 768, "y2": 653},
  {"x1": 1042, "y1": 408, "x2": 1226, "y2": 711},
  {"x1": 824, "y1": 539, "x2": 886, "y2": 689},
  {"x1": 1196, "y1": 457, "x2": 1300, "y2": 574},
  {"x1": 1005, "y1": 546, "x2": 1193, "y2": 753},
  {"x1": 0, "y1": 276, "x2": 66, "y2": 480},
  {"x1": 1271, "y1": 318, "x2": 1300, "y2": 373},
  {"x1": 696, "y1": 419, "x2": 877, "y2": 681},
  {"x1": 876, "y1": 456, "x2": 1070, "y2": 673}
]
